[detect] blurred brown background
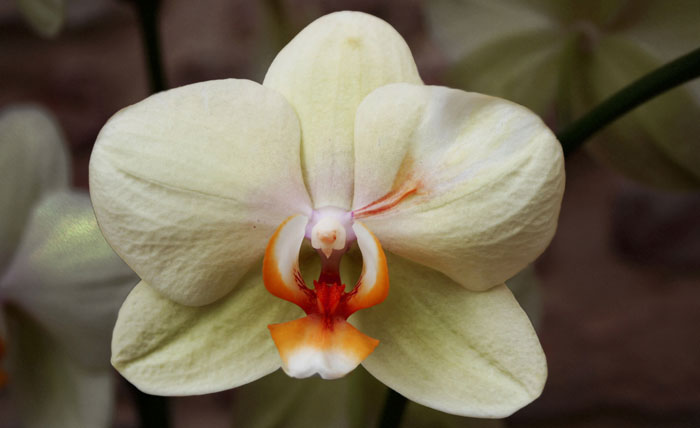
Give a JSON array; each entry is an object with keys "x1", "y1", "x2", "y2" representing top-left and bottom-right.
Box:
[{"x1": 1, "y1": 0, "x2": 699, "y2": 427}]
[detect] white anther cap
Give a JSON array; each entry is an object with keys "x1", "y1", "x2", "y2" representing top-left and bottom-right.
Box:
[{"x1": 311, "y1": 216, "x2": 347, "y2": 258}]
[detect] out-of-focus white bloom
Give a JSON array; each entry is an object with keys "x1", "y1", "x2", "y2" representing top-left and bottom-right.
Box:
[
  {"x1": 0, "y1": 105, "x2": 136, "y2": 428},
  {"x1": 428, "y1": 0, "x2": 700, "y2": 188}
]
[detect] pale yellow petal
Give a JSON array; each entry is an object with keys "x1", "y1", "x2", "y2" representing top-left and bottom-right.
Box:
[
  {"x1": 353, "y1": 84, "x2": 564, "y2": 291},
  {"x1": 356, "y1": 255, "x2": 547, "y2": 418},
  {"x1": 263, "y1": 11, "x2": 422, "y2": 209},
  {"x1": 0, "y1": 105, "x2": 70, "y2": 273},
  {"x1": 89, "y1": 79, "x2": 311, "y2": 306},
  {"x1": 111, "y1": 276, "x2": 301, "y2": 395}
]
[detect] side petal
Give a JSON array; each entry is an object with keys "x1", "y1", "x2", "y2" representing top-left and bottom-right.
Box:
[
  {"x1": 0, "y1": 191, "x2": 136, "y2": 369},
  {"x1": 3, "y1": 305, "x2": 113, "y2": 428},
  {"x1": 345, "y1": 221, "x2": 389, "y2": 314},
  {"x1": 112, "y1": 276, "x2": 301, "y2": 395},
  {"x1": 263, "y1": 11, "x2": 422, "y2": 210},
  {"x1": 89, "y1": 79, "x2": 311, "y2": 306},
  {"x1": 0, "y1": 105, "x2": 70, "y2": 273},
  {"x1": 356, "y1": 255, "x2": 547, "y2": 418},
  {"x1": 353, "y1": 84, "x2": 564, "y2": 291},
  {"x1": 263, "y1": 215, "x2": 314, "y2": 311}
]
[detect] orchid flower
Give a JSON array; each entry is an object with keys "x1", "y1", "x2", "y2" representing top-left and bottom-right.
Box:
[
  {"x1": 91, "y1": 11, "x2": 564, "y2": 417},
  {"x1": 427, "y1": 0, "x2": 700, "y2": 189},
  {"x1": 0, "y1": 105, "x2": 136, "y2": 428}
]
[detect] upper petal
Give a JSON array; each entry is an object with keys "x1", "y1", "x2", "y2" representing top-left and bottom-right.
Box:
[
  {"x1": 353, "y1": 84, "x2": 564, "y2": 291},
  {"x1": 0, "y1": 191, "x2": 136, "y2": 369},
  {"x1": 263, "y1": 11, "x2": 422, "y2": 210},
  {"x1": 355, "y1": 255, "x2": 547, "y2": 418},
  {"x1": 89, "y1": 79, "x2": 311, "y2": 306},
  {"x1": 112, "y1": 277, "x2": 301, "y2": 395},
  {"x1": 0, "y1": 105, "x2": 70, "y2": 274}
]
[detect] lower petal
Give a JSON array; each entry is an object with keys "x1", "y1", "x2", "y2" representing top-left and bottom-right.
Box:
[
  {"x1": 269, "y1": 315, "x2": 378, "y2": 380},
  {"x1": 112, "y1": 274, "x2": 300, "y2": 395},
  {"x1": 355, "y1": 254, "x2": 546, "y2": 418}
]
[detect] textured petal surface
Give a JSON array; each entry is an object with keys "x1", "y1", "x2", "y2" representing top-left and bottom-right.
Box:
[
  {"x1": 0, "y1": 105, "x2": 69, "y2": 273},
  {"x1": 0, "y1": 191, "x2": 136, "y2": 369},
  {"x1": 3, "y1": 305, "x2": 113, "y2": 428},
  {"x1": 89, "y1": 79, "x2": 311, "y2": 306},
  {"x1": 16, "y1": 0, "x2": 65, "y2": 38},
  {"x1": 263, "y1": 11, "x2": 422, "y2": 209},
  {"x1": 356, "y1": 255, "x2": 547, "y2": 418},
  {"x1": 111, "y1": 277, "x2": 301, "y2": 395},
  {"x1": 353, "y1": 84, "x2": 564, "y2": 291}
]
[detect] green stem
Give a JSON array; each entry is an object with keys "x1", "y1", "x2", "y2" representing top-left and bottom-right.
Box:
[
  {"x1": 378, "y1": 388, "x2": 408, "y2": 428},
  {"x1": 558, "y1": 46, "x2": 700, "y2": 156},
  {"x1": 131, "y1": 0, "x2": 167, "y2": 93}
]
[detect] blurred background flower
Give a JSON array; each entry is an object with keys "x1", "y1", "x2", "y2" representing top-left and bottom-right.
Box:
[
  {"x1": 0, "y1": 106, "x2": 136, "y2": 427},
  {"x1": 427, "y1": 0, "x2": 700, "y2": 189}
]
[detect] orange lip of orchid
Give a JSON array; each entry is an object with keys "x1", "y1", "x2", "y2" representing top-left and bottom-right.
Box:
[{"x1": 262, "y1": 208, "x2": 389, "y2": 379}]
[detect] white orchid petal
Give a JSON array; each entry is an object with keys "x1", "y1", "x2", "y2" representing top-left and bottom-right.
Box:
[
  {"x1": 0, "y1": 105, "x2": 70, "y2": 273},
  {"x1": 0, "y1": 191, "x2": 136, "y2": 369},
  {"x1": 89, "y1": 79, "x2": 311, "y2": 306},
  {"x1": 356, "y1": 255, "x2": 547, "y2": 418},
  {"x1": 263, "y1": 11, "x2": 422, "y2": 209},
  {"x1": 353, "y1": 83, "x2": 564, "y2": 291},
  {"x1": 112, "y1": 277, "x2": 301, "y2": 395},
  {"x1": 3, "y1": 306, "x2": 113, "y2": 428}
]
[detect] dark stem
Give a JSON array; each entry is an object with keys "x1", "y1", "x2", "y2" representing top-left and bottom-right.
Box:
[
  {"x1": 378, "y1": 388, "x2": 408, "y2": 428},
  {"x1": 127, "y1": 382, "x2": 171, "y2": 428},
  {"x1": 130, "y1": 0, "x2": 167, "y2": 93},
  {"x1": 558, "y1": 46, "x2": 700, "y2": 156}
]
